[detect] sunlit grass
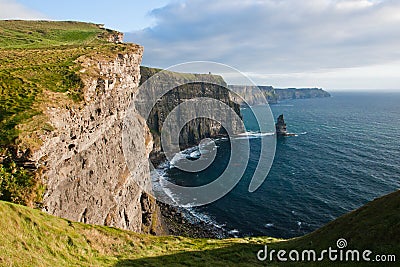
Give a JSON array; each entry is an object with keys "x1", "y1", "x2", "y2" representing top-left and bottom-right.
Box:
[{"x1": 0, "y1": 191, "x2": 398, "y2": 266}]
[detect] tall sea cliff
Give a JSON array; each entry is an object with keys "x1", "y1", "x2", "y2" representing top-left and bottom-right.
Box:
[
  {"x1": 33, "y1": 39, "x2": 161, "y2": 233},
  {"x1": 139, "y1": 66, "x2": 241, "y2": 165},
  {"x1": 0, "y1": 22, "x2": 160, "y2": 233}
]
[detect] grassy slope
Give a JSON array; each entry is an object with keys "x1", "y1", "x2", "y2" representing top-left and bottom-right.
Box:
[
  {"x1": 0, "y1": 21, "x2": 106, "y2": 48},
  {"x1": 0, "y1": 191, "x2": 398, "y2": 266},
  {"x1": 0, "y1": 200, "x2": 282, "y2": 267}
]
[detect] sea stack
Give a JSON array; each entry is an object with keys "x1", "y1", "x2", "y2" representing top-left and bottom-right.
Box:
[{"x1": 275, "y1": 114, "x2": 288, "y2": 136}]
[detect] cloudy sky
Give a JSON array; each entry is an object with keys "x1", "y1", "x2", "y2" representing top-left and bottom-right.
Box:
[{"x1": 1, "y1": 0, "x2": 400, "y2": 90}]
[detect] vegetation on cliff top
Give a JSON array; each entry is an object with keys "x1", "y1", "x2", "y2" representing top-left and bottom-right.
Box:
[
  {"x1": 140, "y1": 66, "x2": 226, "y2": 86},
  {"x1": 0, "y1": 20, "x2": 130, "y2": 147},
  {"x1": 0, "y1": 190, "x2": 398, "y2": 266},
  {"x1": 0, "y1": 20, "x2": 138, "y2": 206}
]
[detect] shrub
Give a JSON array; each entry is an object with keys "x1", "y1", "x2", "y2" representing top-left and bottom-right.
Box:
[{"x1": 0, "y1": 154, "x2": 43, "y2": 206}]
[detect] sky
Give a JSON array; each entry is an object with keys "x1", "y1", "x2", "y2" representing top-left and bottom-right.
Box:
[{"x1": 1, "y1": 0, "x2": 400, "y2": 90}]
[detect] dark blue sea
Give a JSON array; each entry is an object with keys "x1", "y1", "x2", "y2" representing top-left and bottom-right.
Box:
[{"x1": 155, "y1": 92, "x2": 400, "y2": 238}]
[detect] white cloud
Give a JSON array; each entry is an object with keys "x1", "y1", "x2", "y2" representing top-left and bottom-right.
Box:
[
  {"x1": 0, "y1": 0, "x2": 47, "y2": 20},
  {"x1": 126, "y1": 0, "x2": 400, "y2": 89},
  {"x1": 335, "y1": 0, "x2": 375, "y2": 11},
  {"x1": 239, "y1": 60, "x2": 400, "y2": 90}
]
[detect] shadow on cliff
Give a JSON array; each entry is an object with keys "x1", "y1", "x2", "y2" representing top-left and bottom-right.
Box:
[{"x1": 113, "y1": 243, "x2": 268, "y2": 267}]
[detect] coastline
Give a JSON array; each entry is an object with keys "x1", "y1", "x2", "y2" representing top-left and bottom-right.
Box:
[
  {"x1": 151, "y1": 150, "x2": 229, "y2": 239},
  {"x1": 158, "y1": 201, "x2": 227, "y2": 238}
]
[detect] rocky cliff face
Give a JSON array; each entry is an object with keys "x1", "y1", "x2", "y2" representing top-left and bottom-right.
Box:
[
  {"x1": 274, "y1": 88, "x2": 331, "y2": 100},
  {"x1": 139, "y1": 67, "x2": 241, "y2": 163},
  {"x1": 228, "y1": 85, "x2": 330, "y2": 106},
  {"x1": 275, "y1": 114, "x2": 287, "y2": 136},
  {"x1": 31, "y1": 46, "x2": 159, "y2": 233},
  {"x1": 228, "y1": 85, "x2": 276, "y2": 106}
]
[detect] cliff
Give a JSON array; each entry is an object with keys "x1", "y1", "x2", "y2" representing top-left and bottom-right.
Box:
[
  {"x1": 275, "y1": 87, "x2": 331, "y2": 100},
  {"x1": 228, "y1": 85, "x2": 330, "y2": 106},
  {"x1": 228, "y1": 85, "x2": 277, "y2": 106},
  {"x1": 0, "y1": 21, "x2": 159, "y2": 233},
  {"x1": 139, "y1": 66, "x2": 241, "y2": 164},
  {"x1": 35, "y1": 50, "x2": 159, "y2": 233}
]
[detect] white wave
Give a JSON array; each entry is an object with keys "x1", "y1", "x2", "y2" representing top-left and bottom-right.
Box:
[
  {"x1": 290, "y1": 131, "x2": 307, "y2": 137},
  {"x1": 184, "y1": 207, "x2": 226, "y2": 230},
  {"x1": 151, "y1": 141, "x2": 229, "y2": 235},
  {"x1": 152, "y1": 165, "x2": 227, "y2": 232},
  {"x1": 189, "y1": 150, "x2": 201, "y2": 159},
  {"x1": 199, "y1": 141, "x2": 217, "y2": 154},
  {"x1": 169, "y1": 140, "x2": 220, "y2": 165},
  {"x1": 151, "y1": 165, "x2": 182, "y2": 206},
  {"x1": 169, "y1": 152, "x2": 187, "y2": 168},
  {"x1": 235, "y1": 131, "x2": 275, "y2": 139},
  {"x1": 264, "y1": 223, "x2": 274, "y2": 228},
  {"x1": 275, "y1": 104, "x2": 294, "y2": 107},
  {"x1": 169, "y1": 145, "x2": 200, "y2": 167},
  {"x1": 237, "y1": 131, "x2": 256, "y2": 136},
  {"x1": 228, "y1": 229, "x2": 240, "y2": 237}
]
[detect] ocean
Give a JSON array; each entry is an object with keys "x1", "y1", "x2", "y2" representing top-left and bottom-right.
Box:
[{"x1": 153, "y1": 92, "x2": 400, "y2": 238}]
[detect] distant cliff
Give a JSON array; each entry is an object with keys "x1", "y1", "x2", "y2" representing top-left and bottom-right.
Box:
[
  {"x1": 139, "y1": 66, "x2": 241, "y2": 163},
  {"x1": 228, "y1": 85, "x2": 330, "y2": 106},
  {"x1": 274, "y1": 88, "x2": 331, "y2": 101},
  {"x1": 228, "y1": 85, "x2": 277, "y2": 106}
]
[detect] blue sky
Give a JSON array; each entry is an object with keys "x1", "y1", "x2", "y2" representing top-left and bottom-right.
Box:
[
  {"x1": 14, "y1": 0, "x2": 169, "y2": 31},
  {"x1": 1, "y1": 0, "x2": 400, "y2": 90}
]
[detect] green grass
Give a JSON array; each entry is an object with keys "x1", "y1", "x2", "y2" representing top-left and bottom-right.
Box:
[
  {"x1": 0, "y1": 20, "x2": 107, "y2": 49},
  {"x1": 0, "y1": 190, "x2": 398, "y2": 266},
  {"x1": 0, "y1": 20, "x2": 125, "y2": 147},
  {"x1": 0, "y1": 200, "x2": 281, "y2": 267},
  {"x1": 140, "y1": 66, "x2": 227, "y2": 86},
  {"x1": 0, "y1": 48, "x2": 83, "y2": 146}
]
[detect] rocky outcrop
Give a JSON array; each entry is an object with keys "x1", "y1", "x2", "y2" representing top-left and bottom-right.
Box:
[
  {"x1": 275, "y1": 114, "x2": 296, "y2": 137},
  {"x1": 105, "y1": 31, "x2": 124, "y2": 44},
  {"x1": 275, "y1": 114, "x2": 288, "y2": 136},
  {"x1": 139, "y1": 66, "x2": 242, "y2": 163},
  {"x1": 228, "y1": 85, "x2": 330, "y2": 106},
  {"x1": 31, "y1": 44, "x2": 160, "y2": 233},
  {"x1": 97, "y1": 24, "x2": 124, "y2": 43}
]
